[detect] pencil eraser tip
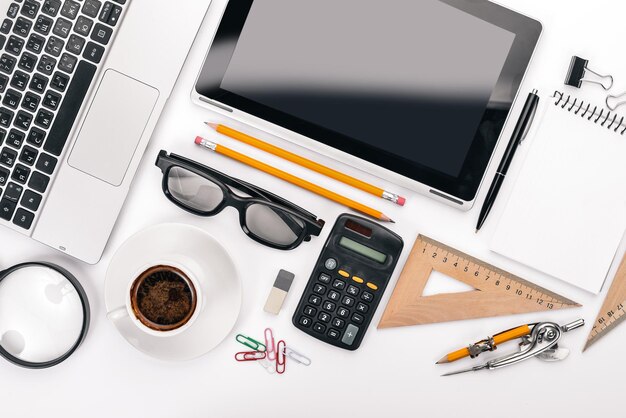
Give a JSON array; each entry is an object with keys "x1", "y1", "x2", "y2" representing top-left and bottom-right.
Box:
[
  {"x1": 194, "y1": 136, "x2": 203, "y2": 145},
  {"x1": 397, "y1": 196, "x2": 406, "y2": 206}
]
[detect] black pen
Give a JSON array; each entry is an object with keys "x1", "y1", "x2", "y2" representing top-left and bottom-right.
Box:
[{"x1": 476, "y1": 89, "x2": 540, "y2": 232}]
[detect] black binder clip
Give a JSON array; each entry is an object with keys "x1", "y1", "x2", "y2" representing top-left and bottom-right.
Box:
[{"x1": 565, "y1": 56, "x2": 614, "y2": 90}]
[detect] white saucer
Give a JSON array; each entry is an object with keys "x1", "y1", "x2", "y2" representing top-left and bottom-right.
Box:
[{"x1": 104, "y1": 223, "x2": 242, "y2": 361}]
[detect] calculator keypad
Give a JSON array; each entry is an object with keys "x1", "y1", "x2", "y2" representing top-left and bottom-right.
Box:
[{"x1": 296, "y1": 262, "x2": 382, "y2": 349}]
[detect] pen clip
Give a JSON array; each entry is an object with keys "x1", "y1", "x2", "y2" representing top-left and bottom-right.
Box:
[{"x1": 519, "y1": 90, "x2": 539, "y2": 145}]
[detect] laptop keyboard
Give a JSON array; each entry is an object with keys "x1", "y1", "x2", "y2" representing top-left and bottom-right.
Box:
[{"x1": 0, "y1": 0, "x2": 126, "y2": 230}]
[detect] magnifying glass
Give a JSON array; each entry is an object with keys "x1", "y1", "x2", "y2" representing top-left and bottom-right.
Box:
[{"x1": 0, "y1": 262, "x2": 90, "y2": 369}]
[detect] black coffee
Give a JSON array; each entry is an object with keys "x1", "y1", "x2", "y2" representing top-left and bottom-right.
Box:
[{"x1": 130, "y1": 265, "x2": 196, "y2": 331}]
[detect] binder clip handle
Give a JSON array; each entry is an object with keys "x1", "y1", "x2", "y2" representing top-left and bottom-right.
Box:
[{"x1": 565, "y1": 56, "x2": 614, "y2": 90}]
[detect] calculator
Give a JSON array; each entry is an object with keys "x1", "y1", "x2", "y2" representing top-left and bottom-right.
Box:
[{"x1": 292, "y1": 214, "x2": 404, "y2": 350}]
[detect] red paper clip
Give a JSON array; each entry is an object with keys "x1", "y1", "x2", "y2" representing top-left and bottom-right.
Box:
[
  {"x1": 234, "y1": 351, "x2": 267, "y2": 362},
  {"x1": 276, "y1": 340, "x2": 286, "y2": 374},
  {"x1": 265, "y1": 328, "x2": 276, "y2": 361}
]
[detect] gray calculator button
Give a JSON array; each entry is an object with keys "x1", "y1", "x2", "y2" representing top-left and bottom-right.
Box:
[
  {"x1": 324, "y1": 257, "x2": 337, "y2": 270},
  {"x1": 341, "y1": 324, "x2": 359, "y2": 346}
]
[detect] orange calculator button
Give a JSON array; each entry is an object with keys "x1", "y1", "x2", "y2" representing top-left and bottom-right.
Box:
[
  {"x1": 352, "y1": 276, "x2": 364, "y2": 284},
  {"x1": 338, "y1": 270, "x2": 350, "y2": 278},
  {"x1": 366, "y1": 282, "x2": 378, "y2": 291}
]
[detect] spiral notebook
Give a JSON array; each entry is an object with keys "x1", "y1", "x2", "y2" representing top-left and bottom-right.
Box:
[{"x1": 491, "y1": 91, "x2": 626, "y2": 294}]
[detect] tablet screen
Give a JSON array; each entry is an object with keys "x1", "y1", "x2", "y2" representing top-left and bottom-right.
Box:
[
  {"x1": 220, "y1": 0, "x2": 514, "y2": 178},
  {"x1": 196, "y1": 0, "x2": 541, "y2": 202}
]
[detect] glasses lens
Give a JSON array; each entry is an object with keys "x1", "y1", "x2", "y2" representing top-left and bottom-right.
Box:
[
  {"x1": 0, "y1": 266, "x2": 85, "y2": 366},
  {"x1": 245, "y1": 202, "x2": 306, "y2": 247},
  {"x1": 167, "y1": 166, "x2": 225, "y2": 212}
]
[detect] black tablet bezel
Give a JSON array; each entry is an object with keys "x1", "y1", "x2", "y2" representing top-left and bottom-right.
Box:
[{"x1": 195, "y1": 0, "x2": 542, "y2": 202}]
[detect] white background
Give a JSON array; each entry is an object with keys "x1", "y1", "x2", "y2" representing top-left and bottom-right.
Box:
[{"x1": 2, "y1": 1, "x2": 625, "y2": 417}]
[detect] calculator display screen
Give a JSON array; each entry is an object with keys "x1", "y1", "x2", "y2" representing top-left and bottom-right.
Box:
[{"x1": 339, "y1": 237, "x2": 387, "y2": 264}]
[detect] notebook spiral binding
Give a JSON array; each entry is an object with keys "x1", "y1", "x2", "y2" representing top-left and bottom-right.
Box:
[{"x1": 554, "y1": 90, "x2": 626, "y2": 135}]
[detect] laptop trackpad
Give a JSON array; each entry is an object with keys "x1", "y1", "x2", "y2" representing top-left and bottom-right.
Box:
[{"x1": 68, "y1": 70, "x2": 159, "y2": 186}]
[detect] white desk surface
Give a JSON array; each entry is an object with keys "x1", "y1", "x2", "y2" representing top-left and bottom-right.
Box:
[{"x1": 2, "y1": 1, "x2": 625, "y2": 416}]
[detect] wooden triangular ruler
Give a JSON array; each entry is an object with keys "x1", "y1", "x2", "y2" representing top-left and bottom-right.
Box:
[
  {"x1": 584, "y1": 254, "x2": 626, "y2": 351},
  {"x1": 379, "y1": 235, "x2": 581, "y2": 328}
]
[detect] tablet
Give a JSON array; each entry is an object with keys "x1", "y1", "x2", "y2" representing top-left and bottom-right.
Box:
[{"x1": 194, "y1": 0, "x2": 542, "y2": 208}]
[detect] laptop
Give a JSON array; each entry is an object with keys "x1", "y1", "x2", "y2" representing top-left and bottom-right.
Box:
[{"x1": 0, "y1": 0, "x2": 212, "y2": 263}]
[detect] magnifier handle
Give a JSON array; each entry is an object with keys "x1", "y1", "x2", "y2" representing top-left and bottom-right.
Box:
[{"x1": 107, "y1": 307, "x2": 129, "y2": 322}]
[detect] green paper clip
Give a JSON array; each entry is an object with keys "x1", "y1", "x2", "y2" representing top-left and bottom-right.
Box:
[{"x1": 236, "y1": 334, "x2": 266, "y2": 352}]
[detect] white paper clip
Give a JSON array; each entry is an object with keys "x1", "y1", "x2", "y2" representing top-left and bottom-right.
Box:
[
  {"x1": 282, "y1": 346, "x2": 312, "y2": 366},
  {"x1": 257, "y1": 358, "x2": 276, "y2": 374},
  {"x1": 264, "y1": 328, "x2": 276, "y2": 361}
]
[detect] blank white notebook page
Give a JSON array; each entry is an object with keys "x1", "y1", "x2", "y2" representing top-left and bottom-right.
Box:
[{"x1": 491, "y1": 95, "x2": 626, "y2": 294}]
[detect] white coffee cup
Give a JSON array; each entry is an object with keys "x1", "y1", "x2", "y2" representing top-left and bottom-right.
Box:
[{"x1": 107, "y1": 260, "x2": 203, "y2": 338}]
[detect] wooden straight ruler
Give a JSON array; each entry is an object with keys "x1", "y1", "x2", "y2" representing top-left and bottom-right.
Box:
[
  {"x1": 379, "y1": 235, "x2": 581, "y2": 327},
  {"x1": 584, "y1": 254, "x2": 626, "y2": 351}
]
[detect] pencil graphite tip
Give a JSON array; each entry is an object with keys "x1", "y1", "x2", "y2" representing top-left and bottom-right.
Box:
[{"x1": 205, "y1": 122, "x2": 219, "y2": 130}]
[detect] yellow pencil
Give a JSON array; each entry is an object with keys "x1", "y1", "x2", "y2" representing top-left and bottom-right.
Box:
[
  {"x1": 205, "y1": 122, "x2": 406, "y2": 206},
  {"x1": 194, "y1": 136, "x2": 394, "y2": 223}
]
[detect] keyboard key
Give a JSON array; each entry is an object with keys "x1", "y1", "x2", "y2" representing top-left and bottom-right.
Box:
[
  {"x1": 20, "y1": 189, "x2": 41, "y2": 211},
  {"x1": 361, "y1": 291, "x2": 374, "y2": 302},
  {"x1": 58, "y1": 52, "x2": 77, "y2": 73},
  {"x1": 351, "y1": 313, "x2": 364, "y2": 325},
  {"x1": 113, "y1": 0, "x2": 127, "y2": 4},
  {"x1": 42, "y1": 90, "x2": 61, "y2": 110},
  {"x1": 341, "y1": 296, "x2": 355, "y2": 307},
  {"x1": 356, "y1": 303, "x2": 369, "y2": 313},
  {"x1": 0, "y1": 54, "x2": 16, "y2": 73},
  {"x1": 308, "y1": 295, "x2": 321, "y2": 306},
  {"x1": 29, "y1": 73, "x2": 47, "y2": 93},
  {"x1": 18, "y1": 51, "x2": 37, "y2": 72},
  {"x1": 45, "y1": 35, "x2": 64, "y2": 56},
  {"x1": 22, "y1": 91, "x2": 40, "y2": 111},
  {"x1": 15, "y1": 110, "x2": 32, "y2": 130},
  {"x1": 13, "y1": 17, "x2": 32, "y2": 37},
  {"x1": 0, "y1": 73, "x2": 7, "y2": 92},
  {"x1": 0, "y1": 166, "x2": 8, "y2": 185},
  {"x1": 0, "y1": 128, "x2": 4, "y2": 144},
  {"x1": 0, "y1": 108, "x2": 14, "y2": 127},
  {"x1": 12, "y1": 207, "x2": 34, "y2": 229},
  {"x1": 6, "y1": 35, "x2": 24, "y2": 55},
  {"x1": 91, "y1": 23, "x2": 113, "y2": 45},
  {"x1": 35, "y1": 152, "x2": 56, "y2": 174},
  {"x1": 327, "y1": 290, "x2": 340, "y2": 301},
  {"x1": 34, "y1": 15, "x2": 53, "y2": 35},
  {"x1": 0, "y1": 147, "x2": 17, "y2": 166},
  {"x1": 6, "y1": 4, "x2": 18, "y2": 19},
  {"x1": 318, "y1": 312, "x2": 331, "y2": 323},
  {"x1": 35, "y1": 108, "x2": 53, "y2": 128},
  {"x1": 0, "y1": 34, "x2": 4, "y2": 50},
  {"x1": 10, "y1": 70, "x2": 29, "y2": 90},
  {"x1": 3, "y1": 181, "x2": 22, "y2": 201},
  {"x1": 341, "y1": 324, "x2": 359, "y2": 346},
  {"x1": 347, "y1": 285, "x2": 360, "y2": 296},
  {"x1": 107, "y1": 4, "x2": 122, "y2": 26},
  {"x1": 98, "y1": 1, "x2": 113, "y2": 22},
  {"x1": 322, "y1": 301, "x2": 336, "y2": 312},
  {"x1": 37, "y1": 54, "x2": 56, "y2": 75},
  {"x1": 312, "y1": 322, "x2": 326, "y2": 334},
  {"x1": 298, "y1": 316, "x2": 312, "y2": 328},
  {"x1": 327, "y1": 329, "x2": 340, "y2": 340},
  {"x1": 0, "y1": 198, "x2": 16, "y2": 220},
  {"x1": 19, "y1": 145, "x2": 37, "y2": 165},
  {"x1": 332, "y1": 279, "x2": 346, "y2": 290},
  {"x1": 28, "y1": 171, "x2": 49, "y2": 192},
  {"x1": 11, "y1": 163, "x2": 29, "y2": 183},
  {"x1": 20, "y1": 0, "x2": 40, "y2": 19},
  {"x1": 45, "y1": 60, "x2": 96, "y2": 155},
  {"x1": 313, "y1": 283, "x2": 326, "y2": 295},
  {"x1": 303, "y1": 305, "x2": 316, "y2": 317},
  {"x1": 26, "y1": 33, "x2": 45, "y2": 53},
  {"x1": 82, "y1": 0, "x2": 101, "y2": 18},
  {"x1": 42, "y1": 0, "x2": 62, "y2": 17},
  {"x1": 74, "y1": 16, "x2": 93, "y2": 36},
  {"x1": 26, "y1": 127, "x2": 45, "y2": 147},
  {"x1": 318, "y1": 273, "x2": 331, "y2": 283},
  {"x1": 3, "y1": 89, "x2": 21, "y2": 109},
  {"x1": 0, "y1": 19, "x2": 12, "y2": 34},
  {"x1": 82, "y1": 41, "x2": 104, "y2": 63},
  {"x1": 61, "y1": 0, "x2": 80, "y2": 20},
  {"x1": 53, "y1": 17, "x2": 72, "y2": 38},
  {"x1": 50, "y1": 71, "x2": 68, "y2": 91},
  {"x1": 337, "y1": 307, "x2": 349, "y2": 318},
  {"x1": 332, "y1": 318, "x2": 345, "y2": 329},
  {"x1": 6, "y1": 129, "x2": 24, "y2": 147},
  {"x1": 66, "y1": 34, "x2": 84, "y2": 54}
]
